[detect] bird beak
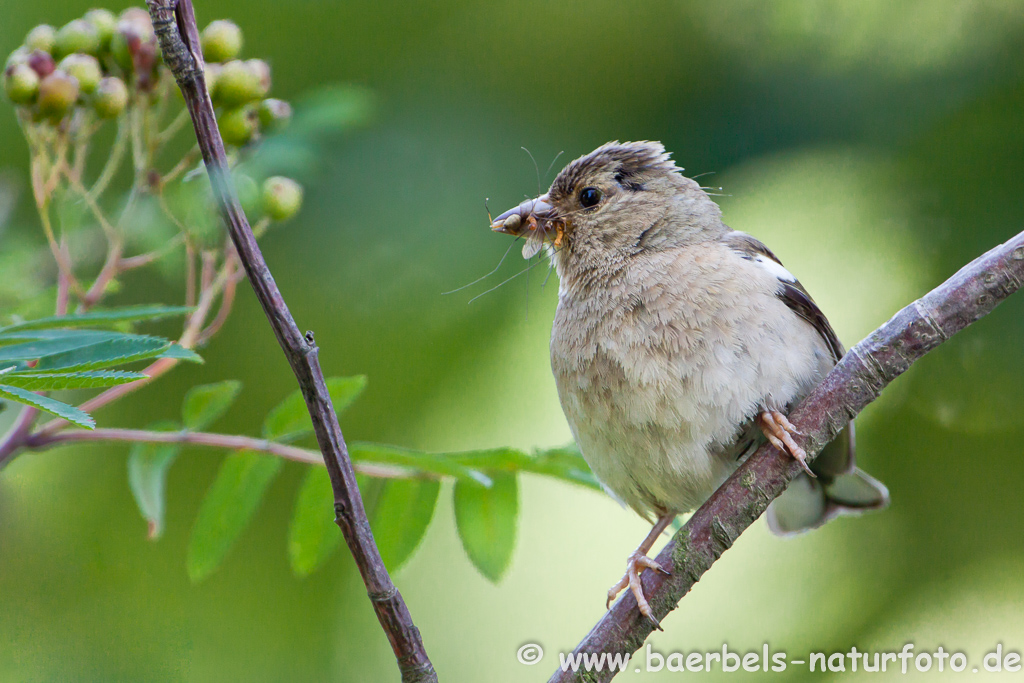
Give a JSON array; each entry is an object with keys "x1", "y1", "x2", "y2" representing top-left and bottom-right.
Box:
[{"x1": 490, "y1": 195, "x2": 556, "y2": 236}]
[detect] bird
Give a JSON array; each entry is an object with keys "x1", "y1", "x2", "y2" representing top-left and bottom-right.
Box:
[{"x1": 489, "y1": 141, "x2": 888, "y2": 626}]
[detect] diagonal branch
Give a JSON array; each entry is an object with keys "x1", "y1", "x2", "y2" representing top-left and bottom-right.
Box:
[
  {"x1": 552, "y1": 230, "x2": 1024, "y2": 682},
  {"x1": 146, "y1": 2, "x2": 437, "y2": 681}
]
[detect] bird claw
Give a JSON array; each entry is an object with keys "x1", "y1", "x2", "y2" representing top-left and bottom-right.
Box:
[
  {"x1": 759, "y1": 410, "x2": 815, "y2": 477},
  {"x1": 607, "y1": 550, "x2": 669, "y2": 629}
]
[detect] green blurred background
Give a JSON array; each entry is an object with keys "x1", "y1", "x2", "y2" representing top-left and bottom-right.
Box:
[{"x1": 2, "y1": 0, "x2": 1024, "y2": 680}]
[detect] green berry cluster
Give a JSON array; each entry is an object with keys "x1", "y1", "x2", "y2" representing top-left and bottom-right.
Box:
[
  {"x1": 5, "y1": 10, "x2": 303, "y2": 229},
  {"x1": 199, "y1": 19, "x2": 292, "y2": 149},
  {"x1": 2, "y1": 8, "x2": 163, "y2": 123}
]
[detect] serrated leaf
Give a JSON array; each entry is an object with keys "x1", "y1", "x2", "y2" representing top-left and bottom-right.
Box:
[
  {"x1": 0, "y1": 329, "x2": 120, "y2": 342},
  {"x1": 187, "y1": 451, "x2": 283, "y2": 582},
  {"x1": 288, "y1": 467, "x2": 342, "y2": 577},
  {"x1": 350, "y1": 442, "x2": 491, "y2": 486},
  {"x1": 127, "y1": 420, "x2": 181, "y2": 539},
  {"x1": 453, "y1": 473, "x2": 518, "y2": 582},
  {"x1": 371, "y1": 478, "x2": 439, "y2": 573},
  {"x1": 35, "y1": 335, "x2": 172, "y2": 371},
  {"x1": 0, "y1": 305, "x2": 193, "y2": 333},
  {"x1": 182, "y1": 380, "x2": 242, "y2": 430},
  {"x1": 262, "y1": 376, "x2": 367, "y2": 442},
  {"x1": 157, "y1": 344, "x2": 203, "y2": 363},
  {"x1": 0, "y1": 370, "x2": 147, "y2": 391},
  {"x1": 0, "y1": 332, "x2": 123, "y2": 362},
  {"x1": 0, "y1": 384, "x2": 94, "y2": 428}
]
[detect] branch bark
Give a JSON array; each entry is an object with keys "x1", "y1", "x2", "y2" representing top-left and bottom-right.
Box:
[
  {"x1": 146, "y1": 2, "x2": 437, "y2": 681},
  {"x1": 551, "y1": 232, "x2": 1024, "y2": 682}
]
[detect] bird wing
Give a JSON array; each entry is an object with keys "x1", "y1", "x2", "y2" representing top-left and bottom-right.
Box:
[
  {"x1": 722, "y1": 230, "x2": 854, "y2": 477},
  {"x1": 721, "y1": 231, "x2": 844, "y2": 363}
]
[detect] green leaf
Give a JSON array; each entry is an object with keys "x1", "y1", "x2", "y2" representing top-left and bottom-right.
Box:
[
  {"x1": 262, "y1": 375, "x2": 367, "y2": 441},
  {"x1": 0, "y1": 369, "x2": 147, "y2": 391},
  {"x1": 0, "y1": 305, "x2": 193, "y2": 333},
  {"x1": 453, "y1": 473, "x2": 518, "y2": 582},
  {"x1": 0, "y1": 332, "x2": 122, "y2": 362},
  {"x1": 0, "y1": 384, "x2": 94, "y2": 428},
  {"x1": 35, "y1": 335, "x2": 172, "y2": 371},
  {"x1": 127, "y1": 420, "x2": 181, "y2": 539},
  {"x1": 157, "y1": 344, "x2": 203, "y2": 363},
  {"x1": 0, "y1": 329, "x2": 118, "y2": 342},
  {"x1": 371, "y1": 478, "x2": 439, "y2": 573},
  {"x1": 182, "y1": 380, "x2": 242, "y2": 430},
  {"x1": 187, "y1": 451, "x2": 283, "y2": 582},
  {"x1": 350, "y1": 442, "x2": 491, "y2": 487},
  {"x1": 287, "y1": 467, "x2": 342, "y2": 577},
  {"x1": 522, "y1": 445, "x2": 602, "y2": 491}
]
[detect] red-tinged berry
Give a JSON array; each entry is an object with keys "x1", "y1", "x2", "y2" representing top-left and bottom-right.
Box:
[
  {"x1": 27, "y1": 50, "x2": 56, "y2": 78},
  {"x1": 37, "y1": 70, "x2": 80, "y2": 119}
]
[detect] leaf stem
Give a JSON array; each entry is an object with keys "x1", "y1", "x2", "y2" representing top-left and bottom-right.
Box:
[{"x1": 25, "y1": 427, "x2": 410, "y2": 479}]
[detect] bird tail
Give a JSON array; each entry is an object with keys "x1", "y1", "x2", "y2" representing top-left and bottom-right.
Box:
[{"x1": 765, "y1": 423, "x2": 889, "y2": 536}]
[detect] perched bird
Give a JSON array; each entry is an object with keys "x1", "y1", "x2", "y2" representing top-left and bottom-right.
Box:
[{"x1": 490, "y1": 141, "x2": 888, "y2": 625}]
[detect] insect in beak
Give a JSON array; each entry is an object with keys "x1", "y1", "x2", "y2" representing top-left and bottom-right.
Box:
[{"x1": 490, "y1": 195, "x2": 564, "y2": 258}]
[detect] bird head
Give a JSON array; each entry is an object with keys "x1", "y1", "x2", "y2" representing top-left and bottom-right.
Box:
[{"x1": 491, "y1": 141, "x2": 725, "y2": 271}]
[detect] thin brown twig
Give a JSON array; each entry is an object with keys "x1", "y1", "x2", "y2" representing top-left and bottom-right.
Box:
[
  {"x1": 147, "y1": 2, "x2": 437, "y2": 680},
  {"x1": 197, "y1": 255, "x2": 240, "y2": 344},
  {"x1": 551, "y1": 230, "x2": 1024, "y2": 682},
  {"x1": 25, "y1": 427, "x2": 412, "y2": 479},
  {"x1": 89, "y1": 115, "x2": 129, "y2": 199}
]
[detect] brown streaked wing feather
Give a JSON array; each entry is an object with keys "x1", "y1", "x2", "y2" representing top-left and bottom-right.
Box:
[{"x1": 722, "y1": 231, "x2": 845, "y2": 363}]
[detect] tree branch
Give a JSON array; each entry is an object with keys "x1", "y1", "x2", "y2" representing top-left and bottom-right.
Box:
[
  {"x1": 552, "y1": 231, "x2": 1024, "y2": 682},
  {"x1": 146, "y1": 2, "x2": 437, "y2": 681}
]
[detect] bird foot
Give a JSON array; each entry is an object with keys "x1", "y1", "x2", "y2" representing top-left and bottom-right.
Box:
[
  {"x1": 607, "y1": 550, "x2": 670, "y2": 629},
  {"x1": 759, "y1": 410, "x2": 814, "y2": 477}
]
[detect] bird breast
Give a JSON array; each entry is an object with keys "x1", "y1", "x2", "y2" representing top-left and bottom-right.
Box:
[{"x1": 549, "y1": 241, "x2": 833, "y2": 517}]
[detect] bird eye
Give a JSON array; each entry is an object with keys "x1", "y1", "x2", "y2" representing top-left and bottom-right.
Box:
[{"x1": 578, "y1": 186, "x2": 602, "y2": 208}]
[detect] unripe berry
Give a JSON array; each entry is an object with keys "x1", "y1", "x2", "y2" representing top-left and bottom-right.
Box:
[
  {"x1": 218, "y1": 105, "x2": 258, "y2": 146},
  {"x1": 93, "y1": 76, "x2": 128, "y2": 118},
  {"x1": 257, "y1": 98, "x2": 291, "y2": 132},
  {"x1": 261, "y1": 176, "x2": 303, "y2": 221},
  {"x1": 37, "y1": 70, "x2": 80, "y2": 119},
  {"x1": 27, "y1": 50, "x2": 56, "y2": 78},
  {"x1": 25, "y1": 25, "x2": 56, "y2": 53},
  {"x1": 245, "y1": 59, "x2": 271, "y2": 97},
  {"x1": 5, "y1": 49, "x2": 29, "y2": 71},
  {"x1": 54, "y1": 19, "x2": 100, "y2": 58},
  {"x1": 214, "y1": 60, "x2": 262, "y2": 106},
  {"x1": 4, "y1": 63, "x2": 40, "y2": 104},
  {"x1": 58, "y1": 54, "x2": 101, "y2": 94},
  {"x1": 201, "y1": 20, "x2": 243, "y2": 63},
  {"x1": 84, "y1": 9, "x2": 118, "y2": 50}
]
